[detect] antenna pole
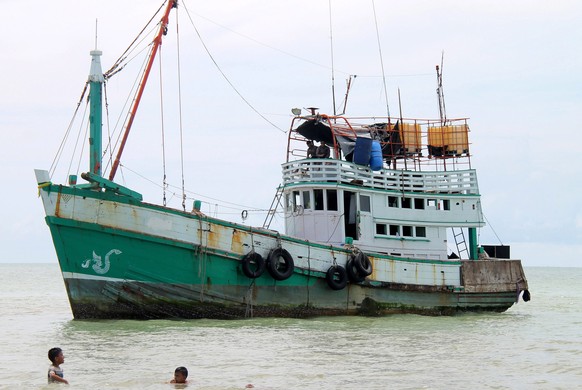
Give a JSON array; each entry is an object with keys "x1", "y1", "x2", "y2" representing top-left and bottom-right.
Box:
[
  {"x1": 94, "y1": 19, "x2": 98, "y2": 49},
  {"x1": 436, "y1": 51, "x2": 447, "y2": 125},
  {"x1": 339, "y1": 75, "x2": 356, "y2": 115}
]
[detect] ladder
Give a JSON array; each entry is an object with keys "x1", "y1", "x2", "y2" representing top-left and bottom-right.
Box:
[
  {"x1": 263, "y1": 186, "x2": 284, "y2": 229},
  {"x1": 451, "y1": 227, "x2": 470, "y2": 259}
]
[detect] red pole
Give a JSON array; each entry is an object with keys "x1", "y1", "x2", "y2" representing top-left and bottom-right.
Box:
[{"x1": 109, "y1": 0, "x2": 176, "y2": 181}]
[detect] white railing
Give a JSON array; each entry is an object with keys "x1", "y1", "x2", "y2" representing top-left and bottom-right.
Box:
[{"x1": 282, "y1": 159, "x2": 479, "y2": 194}]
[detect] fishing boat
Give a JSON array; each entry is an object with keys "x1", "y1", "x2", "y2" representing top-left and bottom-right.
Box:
[{"x1": 35, "y1": 0, "x2": 529, "y2": 319}]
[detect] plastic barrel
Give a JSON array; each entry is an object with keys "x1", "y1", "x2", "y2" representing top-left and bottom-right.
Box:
[
  {"x1": 369, "y1": 140, "x2": 383, "y2": 170},
  {"x1": 353, "y1": 136, "x2": 373, "y2": 166}
]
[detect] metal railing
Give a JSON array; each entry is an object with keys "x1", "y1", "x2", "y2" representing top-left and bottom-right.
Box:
[{"x1": 282, "y1": 159, "x2": 479, "y2": 195}]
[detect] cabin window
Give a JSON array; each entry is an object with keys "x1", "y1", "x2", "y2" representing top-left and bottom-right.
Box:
[
  {"x1": 388, "y1": 196, "x2": 399, "y2": 208},
  {"x1": 414, "y1": 198, "x2": 425, "y2": 209},
  {"x1": 402, "y1": 225, "x2": 413, "y2": 237},
  {"x1": 376, "y1": 224, "x2": 387, "y2": 235},
  {"x1": 360, "y1": 195, "x2": 371, "y2": 212},
  {"x1": 416, "y1": 226, "x2": 426, "y2": 237},
  {"x1": 292, "y1": 191, "x2": 300, "y2": 211},
  {"x1": 327, "y1": 189, "x2": 338, "y2": 211},
  {"x1": 389, "y1": 225, "x2": 400, "y2": 236},
  {"x1": 303, "y1": 191, "x2": 311, "y2": 209},
  {"x1": 427, "y1": 199, "x2": 437, "y2": 208},
  {"x1": 442, "y1": 199, "x2": 450, "y2": 211},
  {"x1": 402, "y1": 197, "x2": 412, "y2": 209},
  {"x1": 314, "y1": 189, "x2": 324, "y2": 210}
]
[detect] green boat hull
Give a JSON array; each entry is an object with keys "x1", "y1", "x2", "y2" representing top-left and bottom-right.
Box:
[{"x1": 47, "y1": 214, "x2": 522, "y2": 319}]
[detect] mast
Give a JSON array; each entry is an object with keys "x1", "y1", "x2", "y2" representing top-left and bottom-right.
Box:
[
  {"x1": 436, "y1": 53, "x2": 446, "y2": 125},
  {"x1": 108, "y1": 0, "x2": 177, "y2": 181},
  {"x1": 88, "y1": 49, "x2": 105, "y2": 176}
]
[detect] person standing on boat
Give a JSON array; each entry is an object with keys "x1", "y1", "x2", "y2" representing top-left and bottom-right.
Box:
[
  {"x1": 306, "y1": 140, "x2": 317, "y2": 158},
  {"x1": 315, "y1": 141, "x2": 330, "y2": 158}
]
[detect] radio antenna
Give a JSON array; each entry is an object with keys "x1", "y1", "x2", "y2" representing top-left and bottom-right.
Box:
[{"x1": 436, "y1": 51, "x2": 447, "y2": 125}]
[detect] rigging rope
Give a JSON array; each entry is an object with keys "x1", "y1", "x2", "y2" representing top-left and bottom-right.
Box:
[
  {"x1": 67, "y1": 103, "x2": 90, "y2": 181},
  {"x1": 103, "y1": 83, "x2": 115, "y2": 175},
  {"x1": 175, "y1": 5, "x2": 187, "y2": 211},
  {"x1": 483, "y1": 213, "x2": 504, "y2": 246},
  {"x1": 102, "y1": 45, "x2": 153, "y2": 175},
  {"x1": 158, "y1": 47, "x2": 168, "y2": 207},
  {"x1": 372, "y1": 0, "x2": 391, "y2": 118},
  {"x1": 328, "y1": 0, "x2": 337, "y2": 116},
  {"x1": 104, "y1": 2, "x2": 165, "y2": 79},
  {"x1": 49, "y1": 82, "x2": 89, "y2": 178},
  {"x1": 181, "y1": 1, "x2": 285, "y2": 133}
]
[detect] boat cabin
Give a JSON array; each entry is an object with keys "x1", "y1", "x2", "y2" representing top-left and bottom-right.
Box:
[{"x1": 281, "y1": 113, "x2": 484, "y2": 261}]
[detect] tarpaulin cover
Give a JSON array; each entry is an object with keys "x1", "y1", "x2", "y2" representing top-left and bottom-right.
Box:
[{"x1": 296, "y1": 120, "x2": 334, "y2": 145}]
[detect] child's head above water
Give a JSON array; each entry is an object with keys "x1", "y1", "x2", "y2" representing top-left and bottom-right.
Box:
[
  {"x1": 173, "y1": 366, "x2": 188, "y2": 384},
  {"x1": 48, "y1": 347, "x2": 64, "y2": 365}
]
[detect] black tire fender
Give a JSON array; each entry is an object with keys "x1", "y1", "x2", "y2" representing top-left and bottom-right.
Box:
[
  {"x1": 267, "y1": 248, "x2": 295, "y2": 281},
  {"x1": 346, "y1": 258, "x2": 366, "y2": 283},
  {"x1": 241, "y1": 251, "x2": 265, "y2": 279},
  {"x1": 326, "y1": 265, "x2": 348, "y2": 290},
  {"x1": 352, "y1": 251, "x2": 373, "y2": 276}
]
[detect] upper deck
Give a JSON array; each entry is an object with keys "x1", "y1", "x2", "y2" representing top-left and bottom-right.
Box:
[
  {"x1": 286, "y1": 114, "x2": 473, "y2": 173},
  {"x1": 282, "y1": 159, "x2": 479, "y2": 195}
]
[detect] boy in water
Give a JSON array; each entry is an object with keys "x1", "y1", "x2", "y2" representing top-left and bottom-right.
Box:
[
  {"x1": 47, "y1": 347, "x2": 69, "y2": 384},
  {"x1": 170, "y1": 366, "x2": 189, "y2": 384}
]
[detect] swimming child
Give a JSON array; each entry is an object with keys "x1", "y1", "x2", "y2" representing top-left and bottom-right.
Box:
[
  {"x1": 47, "y1": 347, "x2": 68, "y2": 384},
  {"x1": 170, "y1": 366, "x2": 189, "y2": 384}
]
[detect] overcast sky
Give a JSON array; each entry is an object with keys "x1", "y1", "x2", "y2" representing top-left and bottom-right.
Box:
[{"x1": 1, "y1": 0, "x2": 580, "y2": 267}]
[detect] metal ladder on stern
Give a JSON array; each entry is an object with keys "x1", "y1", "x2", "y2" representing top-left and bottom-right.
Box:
[{"x1": 451, "y1": 227, "x2": 470, "y2": 259}]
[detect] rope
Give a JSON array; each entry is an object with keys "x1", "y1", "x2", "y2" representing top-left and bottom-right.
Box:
[
  {"x1": 306, "y1": 242, "x2": 311, "y2": 305},
  {"x1": 175, "y1": 5, "x2": 187, "y2": 211},
  {"x1": 74, "y1": 120, "x2": 90, "y2": 176},
  {"x1": 483, "y1": 213, "x2": 504, "y2": 245},
  {"x1": 102, "y1": 48, "x2": 153, "y2": 175},
  {"x1": 245, "y1": 227, "x2": 255, "y2": 318},
  {"x1": 181, "y1": 1, "x2": 285, "y2": 133},
  {"x1": 104, "y1": 2, "x2": 165, "y2": 79},
  {"x1": 49, "y1": 82, "x2": 89, "y2": 179},
  {"x1": 197, "y1": 215, "x2": 208, "y2": 301},
  {"x1": 66, "y1": 102, "x2": 90, "y2": 182},
  {"x1": 372, "y1": 0, "x2": 391, "y2": 118},
  {"x1": 158, "y1": 46, "x2": 168, "y2": 206},
  {"x1": 328, "y1": 0, "x2": 337, "y2": 116},
  {"x1": 103, "y1": 83, "x2": 116, "y2": 176}
]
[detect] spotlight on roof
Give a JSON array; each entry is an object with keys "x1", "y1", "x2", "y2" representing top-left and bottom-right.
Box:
[{"x1": 291, "y1": 108, "x2": 302, "y2": 116}]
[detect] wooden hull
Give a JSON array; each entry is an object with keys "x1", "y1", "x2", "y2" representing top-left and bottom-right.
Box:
[{"x1": 38, "y1": 175, "x2": 529, "y2": 319}]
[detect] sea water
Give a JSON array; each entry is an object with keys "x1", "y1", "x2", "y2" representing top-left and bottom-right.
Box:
[{"x1": 0, "y1": 264, "x2": 580, "y2": 389}]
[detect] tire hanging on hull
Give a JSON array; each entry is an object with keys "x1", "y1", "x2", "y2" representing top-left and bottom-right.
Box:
[
  {"x1": 326, "y1": 265, "x2": 348, "y2": 290},
  {"x1": 241, "y1": 251, "x2": 266, "y2": 279},
  {"x1": 352, "y1": 251, "x2": 373, "y2": 276},
  {"x1": 346, "y1": 258, "x2": 366, "y2": 283},
  {"x1": 267, "y1": 248, "x2": 295, "y2": 281}
]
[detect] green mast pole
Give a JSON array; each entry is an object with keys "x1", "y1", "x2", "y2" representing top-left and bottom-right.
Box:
[
  {"x1": 88, "y1": 49, "x2": 104, "y2": 176},
  {"x1": 468, "y1": 227, "x2": 478, "y2": 260}
]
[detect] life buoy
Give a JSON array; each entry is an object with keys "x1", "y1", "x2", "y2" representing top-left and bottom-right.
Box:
[
  {"x1": 346, "y1": 258, "x2": 366, "y2": 283},
  {"x1": 241, "y1": 252, "x2": 265, "y2": 279},
  {"x1": 326, "y1": 265, "x2": 348, "y2": 290},
  {"x1": 352, "y1": 251, "x2": 373, "y2": 276},
  {"x1": 267, "y1": 248, "x2": 294, "y2": 281}
]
